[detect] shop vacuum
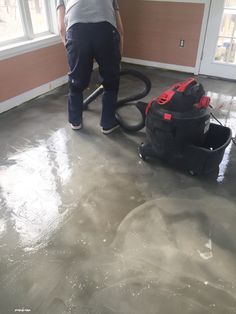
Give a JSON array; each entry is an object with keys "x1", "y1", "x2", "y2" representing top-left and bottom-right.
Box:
[
  {"x1": 139, "y1": 77, "x2": 232, "y2": 175},
  {"x1": 83, "y1": 70, "x2": 232, "y2": 176}
]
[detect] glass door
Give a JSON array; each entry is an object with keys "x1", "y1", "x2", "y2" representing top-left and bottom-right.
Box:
[{"x1": 199, "y1": 0, "x2": 236, "y2": 80}]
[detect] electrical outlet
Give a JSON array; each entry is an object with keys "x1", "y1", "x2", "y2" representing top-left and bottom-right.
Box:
[{"x1": 179, "y1": 39, "x2": 185, "y2": 48}]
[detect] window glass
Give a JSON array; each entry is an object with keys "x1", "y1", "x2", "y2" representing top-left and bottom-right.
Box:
[
  {"x1": 29, "y1": 0, "x2": 49, "y2": 35},
  {"x1": 214, "y1": 0, "x2": 236, "y2": 64},
  {"x1": 215, "y1": 37, "x2": 231, "y2": 62},
  {"x1": 219, "y1": 12, "x2": 236, "y2": 37},
  {"x1": 229, "y1": 38, "x2": 236, "y2": 63},
  {"x1": 224, "y1": 0, "x2": 236, "y2": 9},
  {"x1": 0, "y1": 0, "x2": 24, "y2": 43}
]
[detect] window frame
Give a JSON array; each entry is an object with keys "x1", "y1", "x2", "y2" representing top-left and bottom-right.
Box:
[{"x1": 0, "y1": 0, "x2": 60, "y2": 61}]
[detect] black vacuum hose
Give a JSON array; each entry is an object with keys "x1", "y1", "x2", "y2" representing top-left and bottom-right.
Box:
[
  {"x1": 116, "y1": 69, "x2": 151, "y2": 107},
  {"x1": 83, "y1": 69, "x2": 151, "y2": 132}
]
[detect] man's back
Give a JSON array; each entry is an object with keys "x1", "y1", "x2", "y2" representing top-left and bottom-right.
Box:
[{"x1": 57, "y1": 0, "x2": 119, "y2": 30}]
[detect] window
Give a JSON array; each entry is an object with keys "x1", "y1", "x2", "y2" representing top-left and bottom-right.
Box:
[{"x1": 0, "y1": 0, "x2": 57, "y2": 47}]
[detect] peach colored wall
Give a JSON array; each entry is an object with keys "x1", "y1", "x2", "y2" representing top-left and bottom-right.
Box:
[
  {"x1": 0, "y1": 44, "x2": 68, "y2": 102},
  {"x1": 0, "y1": 1, "x2": 205, "y2": 104},
  {"x1": 120, "y1": 0, "x2": 205, "y2": 67}
]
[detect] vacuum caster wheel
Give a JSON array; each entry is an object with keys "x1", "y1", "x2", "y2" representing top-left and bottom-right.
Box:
[
  {"x1": 189, "y1": 170, "x2": 197, "y2": 176},
  {"x1": 139, "y1": 151, "x2": 146, "y2": 161},
  {"x1": 138, "y1": 143, "x2": 147, "y2": 161}
]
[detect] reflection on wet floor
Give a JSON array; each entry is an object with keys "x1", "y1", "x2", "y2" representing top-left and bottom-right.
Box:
[
  {"x1": 0, "y1": 65, "x2": 236, "y2": 313},
  {"x1": 0, "y1": 129, "x2": 71, "y2": 249}
]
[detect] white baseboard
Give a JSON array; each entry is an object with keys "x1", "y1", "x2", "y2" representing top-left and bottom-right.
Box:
[
  {"x1": 0, "y1": 75, "x2": 68, "y2": 114},
  {"x1": 122, "y1": 57, "x2": 195, "y2": 74},
  {"x1": 0, "y1": 59, "x2": 194, "y2": 115}
]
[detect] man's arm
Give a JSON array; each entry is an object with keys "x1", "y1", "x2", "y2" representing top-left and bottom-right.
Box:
[
  {"x1": 115, "y1": 10, "x2": 124, "y2": 56},
  {"x1": 57, "y1": 5, "x2": 66, "y2": 46}
]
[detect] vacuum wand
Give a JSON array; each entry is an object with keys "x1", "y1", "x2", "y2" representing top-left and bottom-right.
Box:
[
  {"x1": 82, "y1": 69, "x2": 152, "y2": 132},
  {"x1": 83, "y1": 85, "x2": 104, "y2": 110}
]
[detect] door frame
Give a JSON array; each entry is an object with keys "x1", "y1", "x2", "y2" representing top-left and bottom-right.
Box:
[{"x1": 194, "y1": 0, "x2": 212, "y2": 75}]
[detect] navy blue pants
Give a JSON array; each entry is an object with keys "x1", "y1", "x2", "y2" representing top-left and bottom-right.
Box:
[{"x1": 66, "y1": 22, "x2": 121, "y2": 128}]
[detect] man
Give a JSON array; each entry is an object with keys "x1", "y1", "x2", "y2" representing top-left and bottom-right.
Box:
[{"x1": 56, "y1": 0, "x2": 124, "y2": 134}]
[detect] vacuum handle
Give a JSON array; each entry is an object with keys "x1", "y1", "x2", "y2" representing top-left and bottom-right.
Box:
[{"x1": 176, "y1": 78, "x2": 196, "y2": 93}]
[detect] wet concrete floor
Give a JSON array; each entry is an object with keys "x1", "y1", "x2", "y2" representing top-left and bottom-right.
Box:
[{"x1": 0, "y1": 64, "x2": 236, "y2": 313}]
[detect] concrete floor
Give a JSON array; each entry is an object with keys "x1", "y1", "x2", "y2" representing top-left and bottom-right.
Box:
[{"x1": 0, "y1": 64, "x2": 236, "y2": 313}]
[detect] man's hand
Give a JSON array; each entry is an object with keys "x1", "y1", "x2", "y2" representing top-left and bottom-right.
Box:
[{"x1": 57, "y1": 5, "x2": 66, "y2": 46}]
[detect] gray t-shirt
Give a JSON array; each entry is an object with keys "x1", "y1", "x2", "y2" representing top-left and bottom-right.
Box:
[{"x1": 56, "y1": 0, "x2": 119, "y2": 30}]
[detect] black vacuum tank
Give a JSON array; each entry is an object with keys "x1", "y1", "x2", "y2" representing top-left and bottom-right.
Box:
[{"x1": 139, "y1": 78, "x2": 232, "y2": 175}]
